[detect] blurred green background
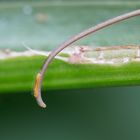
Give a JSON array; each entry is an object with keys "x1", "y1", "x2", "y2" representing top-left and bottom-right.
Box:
[
  {"x1": 0, "y1": 0, "x2": 140, "y2": 140},
  {"x1": 1, "y1": 87, "x2": 140, "y2": 140}
]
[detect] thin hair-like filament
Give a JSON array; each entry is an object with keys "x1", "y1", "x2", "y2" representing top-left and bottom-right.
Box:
[{"x1": 33, "y1": 9, "x2": 140, "y2": 108}]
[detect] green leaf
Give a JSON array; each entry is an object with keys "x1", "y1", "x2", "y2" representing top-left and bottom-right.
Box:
[{"x1": 1, "y1": 56, "x2": 140, "y2": 94}]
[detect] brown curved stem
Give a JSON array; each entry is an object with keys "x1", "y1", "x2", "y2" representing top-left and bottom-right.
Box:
[{"x1": 33, "y1": 9, "x2": 140, "y2": 108}]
